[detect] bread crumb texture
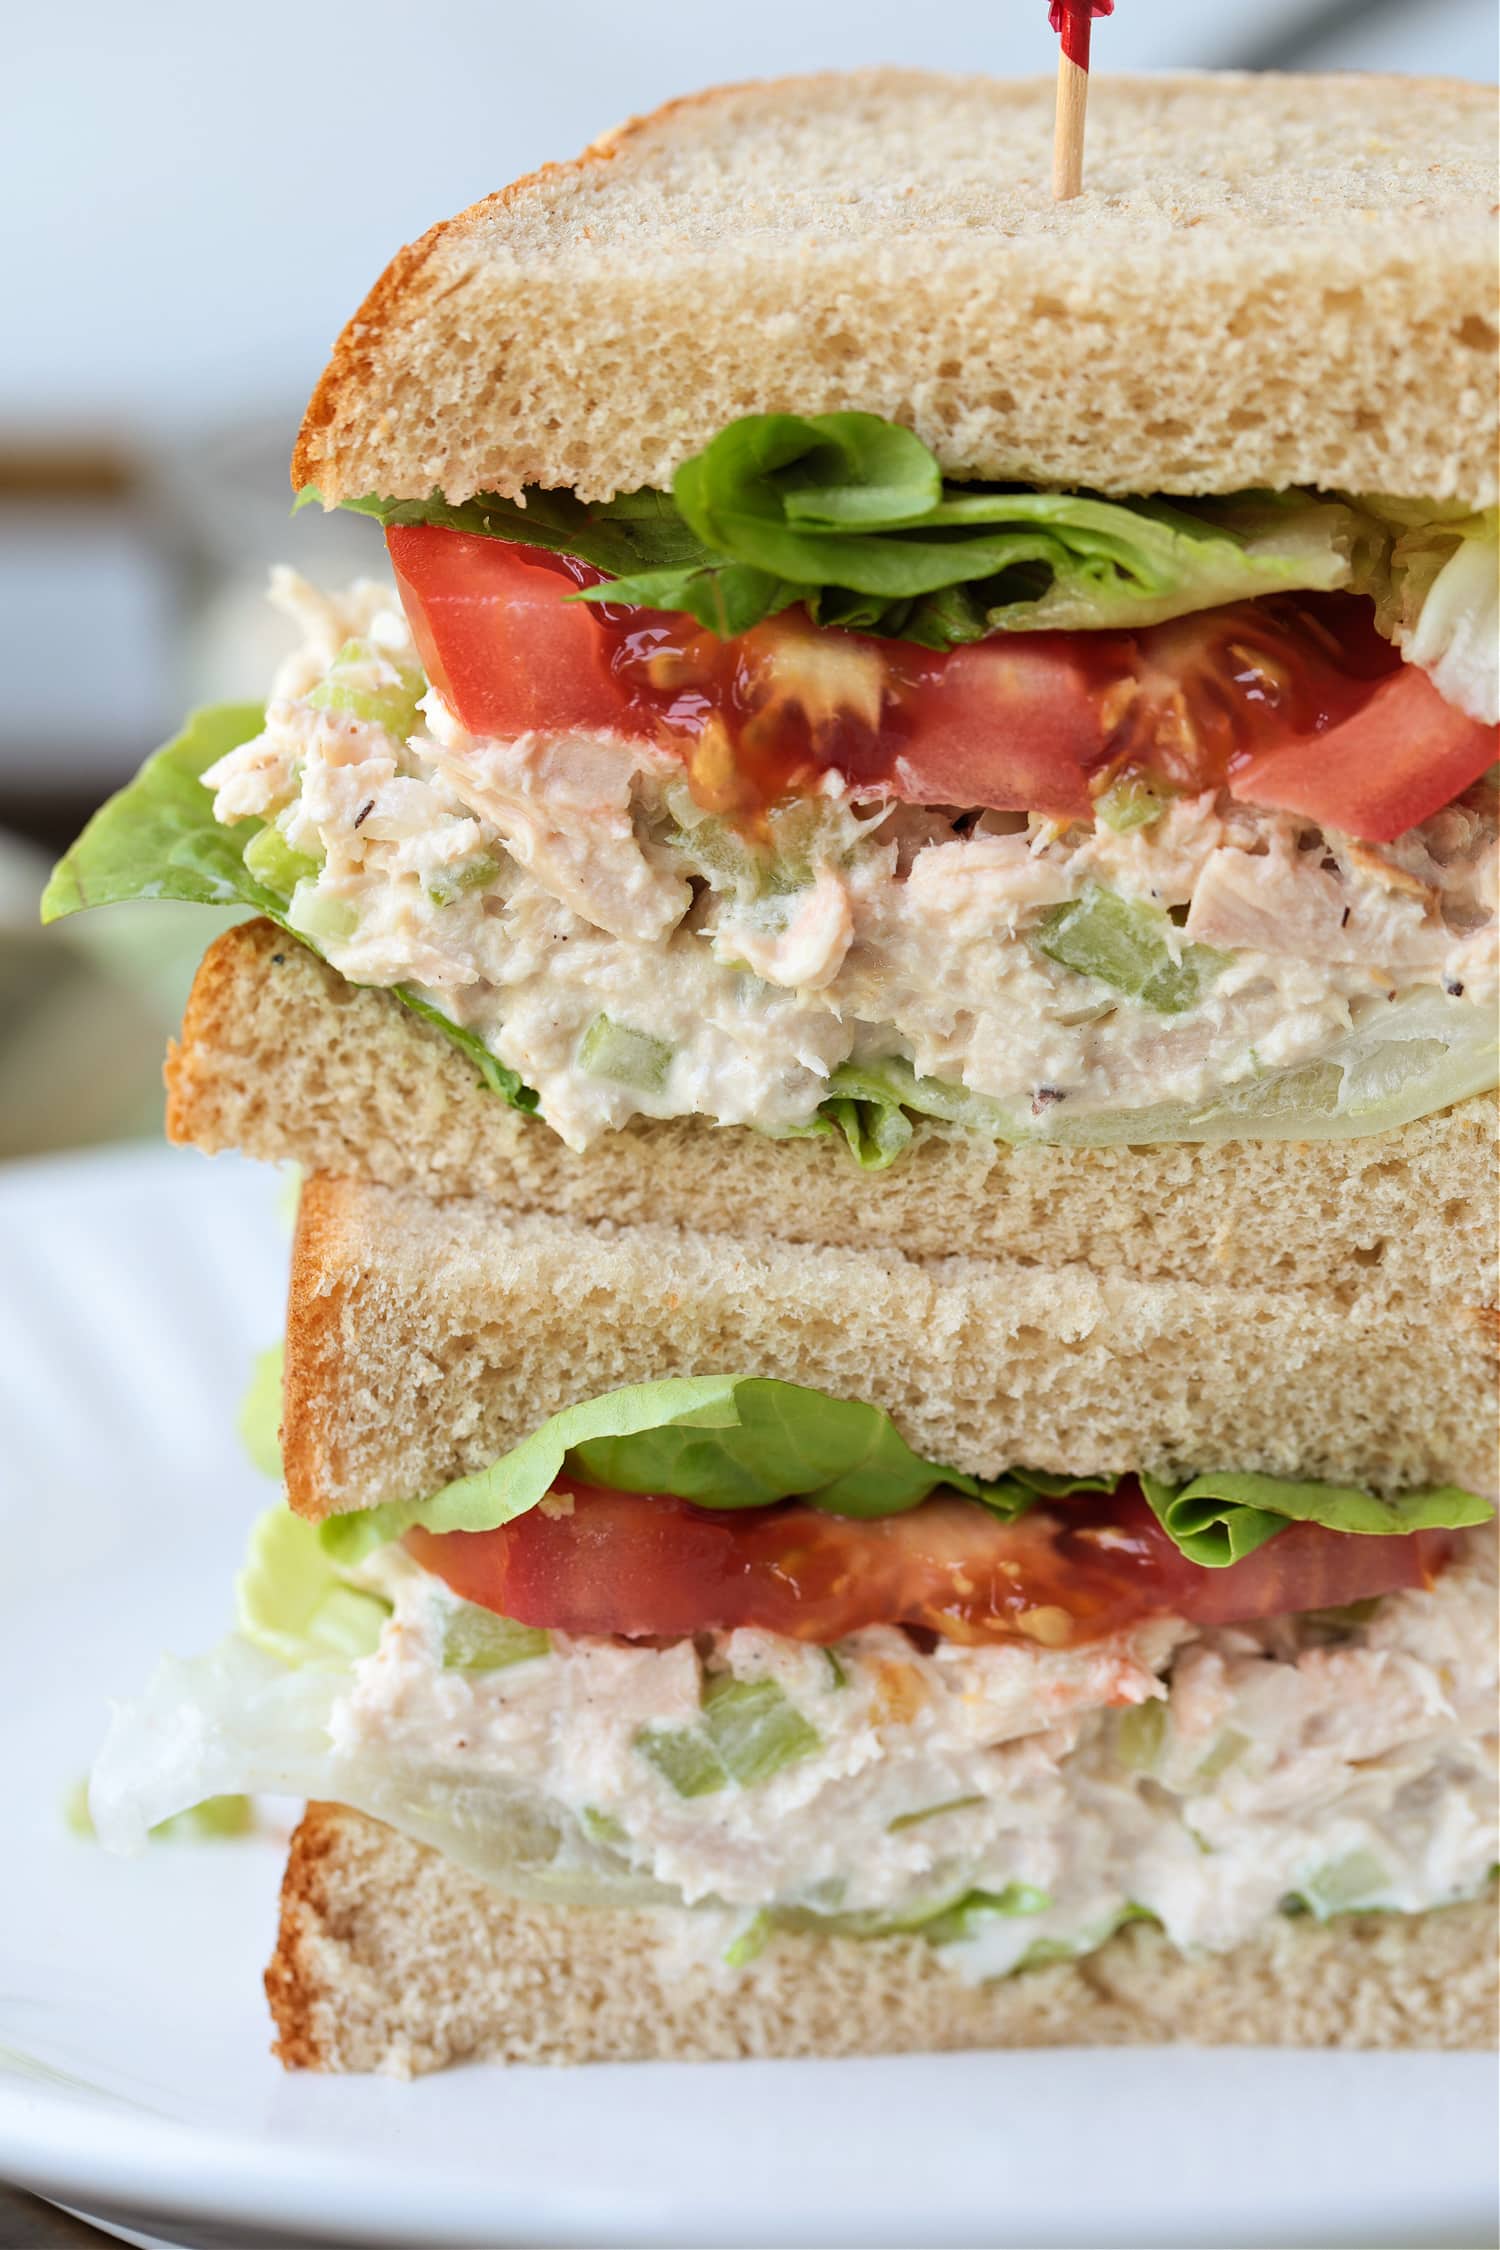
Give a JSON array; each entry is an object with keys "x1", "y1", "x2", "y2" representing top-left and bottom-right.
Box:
[
  {"x1": 169, "y1": 920, "x2": 1500, "y2": 1307},
  {"x1": 291, "y1": 71, "x2": 1500, "y2": 509},
  {"x1": 279, "y1": 1162, "x2": 1498, "y2": 1518},
  {"x1": 266, "y1": 1805, "x2": 1499, "y2": 2073}
]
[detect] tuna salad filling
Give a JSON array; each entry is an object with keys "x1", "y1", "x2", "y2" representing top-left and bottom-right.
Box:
[
  {"x1": 43, "y1": 411, "x2": 1500, "y2": 1164},
  {"x1": 91, "y1": 1526, "x2": 1498, "y2": 1981},
  {"x1": 196, "y1": 571, "x2": 1498, "y2": 1156}
]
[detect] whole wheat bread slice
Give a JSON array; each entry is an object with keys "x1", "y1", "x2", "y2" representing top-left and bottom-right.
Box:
[
  {"x1": 167, "y1": 920, "x2": 1500, "y2": 1307},
  {"x1": 292, "y1": 70, "x2": 1499, "y2": 511},
  {"x1": 279, "y1": 1171, "x2": 1498, "y2": 1521},
  {"x1": 266, "y1": 1804, "x2": 1498, "y2": 2072}
]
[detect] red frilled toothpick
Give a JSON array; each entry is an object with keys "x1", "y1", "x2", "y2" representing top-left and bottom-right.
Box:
[{"x1": 1050, "y1": 1, "x2": 1113, "y2": 200}]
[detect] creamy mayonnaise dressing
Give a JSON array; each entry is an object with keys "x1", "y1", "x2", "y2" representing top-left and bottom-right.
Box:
[
  {"x1": 205, "y1": 574, "x2": 1499, "y2": 1151},
  {"x1": 324, "y1": 1532, "x2": 1498, "y2": 1977}
]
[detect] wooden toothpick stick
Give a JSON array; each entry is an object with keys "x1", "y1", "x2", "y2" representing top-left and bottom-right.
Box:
[{"x1": 1050, "y1": 1, "x2": 1113, "y2": 201}]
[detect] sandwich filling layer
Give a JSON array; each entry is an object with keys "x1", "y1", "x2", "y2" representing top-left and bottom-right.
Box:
[
  {"x1": 92, "y1": 1524, "x2": 1498, "y2": 1981},
  {"x1": 92, "y1": 1370, "x2": 1497, "y2": 1981},
  {"x1": 191, "y1": 569, "x2": 1497, "y2": 1155},
  {"x1": 45, "y1": 416, "x2": 1499, "y2": 1166}
]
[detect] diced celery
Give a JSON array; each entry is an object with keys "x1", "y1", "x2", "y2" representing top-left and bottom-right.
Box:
[
  {"x1": 723, "y1": 1909, "x2": 774, "y2": 1968},
  {"x1": 1192, "y1": 1727, "x2": 1250, "y2": 1786},
  {"x1": 1095, "y1": 777, "x2": 1166, "y2": 834},
  {"x1": 579, "y1": 1806, "x2": 628, "y2": 1850},
  {"x1": 577, "y1": 1013, "x2": 674, "y2": 1092},
  {"x1": 1299, "y1": 1849, "x2": 1389, "y2": 1914},
  {"x1": 701, "y1": 1674, "x2": 820, "y2": 1787},
  {"x1": 243, "y1": 824, "x2": 322, "y2": 900},
  {"x1": 671, "y1": 796, "x2": 860, "y2": 898},
  {"x1": 441, "y1": 1606, "x2": 550, "y2": 1672},
  {"x1": 1035, "y1": 886, "x2": 1226, "y2": 1014},
  {"x1": 887, "y1": 1794, "x2": 984, "y2": 1832},
  {"x1": 289, "y1": 884, "x2": 358, "y2": 945},
  {"x1": 634, "y1": 1725, "x2": 728, "y2": 1798},
  {"x1": 668, "y1": 813, "x2": 763, "y2": 892},
  {"x1": 428, "y1": 854, "x2": 502, "y2": 907},
  {"x1": 307, "y1": 638, "x2": 425, "y2": 738},
  {"x1": 1115, "y1": 1698, "x2": 1167, "y2": 1772},
  {"x1": 822, "y1": 1646, "x2": 848, "y2": 1690},
  {"x1": 920, "y1": 1884, "x2": 1052, "y2": 1944}
]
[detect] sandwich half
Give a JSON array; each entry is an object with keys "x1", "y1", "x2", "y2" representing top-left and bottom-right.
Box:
[
  {"x1": 43, "y1": 70, "x2": 1499, "y2": 1228},
  {"x1": 57, "y1": 67, "x2": 1500, "y2": 2073},
  {"x1": 89, "y1": 1176, "x2": 1498, "y2": 2071}
]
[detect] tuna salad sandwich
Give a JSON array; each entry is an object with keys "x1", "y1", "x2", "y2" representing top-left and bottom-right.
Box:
[
  {"x1": 89, "y1": 1176, "x2": 1497, "y2": 2070},
  {"x1": 43, "y1": 69, "x2": 1499, "y2": 1249},
  {"x1": 50, "y1": 66, "x2": 1499, "y2": 2071}
]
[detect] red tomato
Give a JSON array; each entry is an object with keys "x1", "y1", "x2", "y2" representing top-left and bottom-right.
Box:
[
  {"x1": 388, "y1": 523, "x2": 1496, "y2": 841},
  {"x1": 1227, "y1": 665, "x2": 1497, "y2": 844},
  {"x1": 388, "y1": 530, "x2": 621, "y2": 738},
  {"x1": 407, "y1": 1480, "x2": 1452, "y2": 1651}
]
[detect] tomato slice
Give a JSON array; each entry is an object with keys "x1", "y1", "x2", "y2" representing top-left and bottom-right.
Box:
[
  {"x1": 389, "y1": 523, "x2": 1496, "y2": 842},
  {"x1": 1228, "y1": 664, "x2": 1497, "y2": 844},
  {"x1": 407, "y1": 1480, "x2": 1452, "y2": 1650},
  {"x1": 388, "y1": 529, "x2": 622, "y2": 738}
]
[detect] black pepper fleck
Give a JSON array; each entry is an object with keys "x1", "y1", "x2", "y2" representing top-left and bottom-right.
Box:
[
  {"x1": 271, "y1": 953, "x2": 286, "y2": 966},
  {"x1": 353, "y1": 799, "x2": 375, "y2": 828},
  {"x1": 1444, "y1": 978, "x2": 1465, "y2": 997},
  {"x1": 1031, "y1": 1085, "x2": 1067, "y2": 1115},
  {"x1": 1339, "y1": 906, "x2": 1351, "y2": 928}
]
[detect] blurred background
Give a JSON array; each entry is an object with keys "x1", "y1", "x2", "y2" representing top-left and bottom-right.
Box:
[{"x1": 1, "y1": 0, "x2": 1494, "y2": 1158}]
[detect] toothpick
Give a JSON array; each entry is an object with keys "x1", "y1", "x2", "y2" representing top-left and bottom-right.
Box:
[{"x1": 1049, "y1": 1, "x2": 1113, "y2": 202}]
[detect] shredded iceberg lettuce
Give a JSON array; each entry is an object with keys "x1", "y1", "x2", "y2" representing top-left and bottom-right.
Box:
[{"x1": 1359, "y1": 501, "x2": 1499, "y2": 725}]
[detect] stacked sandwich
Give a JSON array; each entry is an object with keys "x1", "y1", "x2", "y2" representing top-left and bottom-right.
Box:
[{"x1": 54, "y1": 71, "x2": 1498, "y2": 2072}]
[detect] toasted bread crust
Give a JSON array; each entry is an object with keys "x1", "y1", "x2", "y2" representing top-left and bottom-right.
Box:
[
  {"x1": 167, "y1": 920, "x2": 1500, "y2": 1310},
  {"x1": 290, "y1": 69, "x2": 1499, "y2": 508},
  {"x1": 290, "y1": 81, "x2": 760, "y2": 497},
  {"x1": 267, "y1": 1804, "x2": 1500, "y2": 2073}
]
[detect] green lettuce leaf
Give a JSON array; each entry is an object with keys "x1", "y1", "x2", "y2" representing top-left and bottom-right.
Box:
[
  {"x1": 237, "y1": 1507, "x2": 391, "y2": 1667},
  {"x1": 40, "y1": 707, "x2": 536, "y2": 1113},
  {"x1": 238, "y1": 1344, "x2": 284, "y2": 1479},
  {"x1": 1355, "y1": 500, "x2": 1498, "y2": 726},
  {"x1": 320, "y1": 1374, "x2": 1054, "y2": 1564},
  {"x1": 41, "y1": 704, "x2": 275, "y2": 917},
  {"x1": 1138, "y1": 1469, "x2": 1494, "y2": 1568},
  {"x1": 319, "y1": 1371, "x2": 1492, "y2": 1569},
  {"x1": 314, "y1": 483, "x2": 712, "y2": 581},
  {"x1": 312, "y1": 413, "x2": 1360, "y2": 650}
]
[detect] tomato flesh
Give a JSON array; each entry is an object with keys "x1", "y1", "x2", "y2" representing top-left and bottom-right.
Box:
[
  {"x1": 407, "y1": 1480, "x2": 1452, "y2": 1650},
  {"x1": 1227, "y1": 664, "x2": 1496, "y2": 844},
  {"x1": 388, "y1": 522, "x2": 1496, "y2": 842}
]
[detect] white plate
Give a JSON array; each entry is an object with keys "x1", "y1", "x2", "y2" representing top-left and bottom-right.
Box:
[{"x1": 1, "y1": 1144, "x2": 1495, "y2": 2250}]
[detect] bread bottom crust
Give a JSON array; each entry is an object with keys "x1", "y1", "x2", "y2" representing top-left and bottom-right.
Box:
[{"x1": 266, "y1": 1804, "x2": 1500, "y2": 2074}]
